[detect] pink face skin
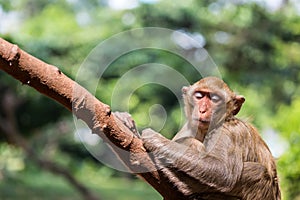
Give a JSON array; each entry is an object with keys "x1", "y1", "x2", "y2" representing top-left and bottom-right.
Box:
[
  {"x1": 183, "y1": 77, "x2": 245, "y2": 134},
  {"x1": 191, "y1": 89, "x2": 223, "y2": 131}
]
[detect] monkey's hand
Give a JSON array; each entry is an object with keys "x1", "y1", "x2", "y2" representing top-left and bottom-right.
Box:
[{"x1": 113, "y1": 111, "x2": 140, "y2": 137}]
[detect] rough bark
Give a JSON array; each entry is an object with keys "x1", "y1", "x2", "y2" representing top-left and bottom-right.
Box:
[{"x1": 0, "y1": 37, "x2": 183, "y2": 199}]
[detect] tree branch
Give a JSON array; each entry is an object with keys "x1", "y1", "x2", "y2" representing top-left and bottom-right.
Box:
[{"x1": 0, "y1": 37, "x2": 183, "y2": 199}]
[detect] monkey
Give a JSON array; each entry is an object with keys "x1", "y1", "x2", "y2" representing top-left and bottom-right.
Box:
[{"x1": 115, "y1": 77, "x2": 281, "y2": 200}]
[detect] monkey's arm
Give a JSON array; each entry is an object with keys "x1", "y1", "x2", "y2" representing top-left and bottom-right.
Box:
[{"x1": 142, "y1": 128, "x2": 243, "y2": 193}]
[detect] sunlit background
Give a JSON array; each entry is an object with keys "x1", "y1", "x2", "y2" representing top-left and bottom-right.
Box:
[{"x1": 0, "y1": 0, "x2": 300, "y2": 199}]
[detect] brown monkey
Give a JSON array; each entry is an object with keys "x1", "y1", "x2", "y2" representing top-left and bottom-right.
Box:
[{"x1": 116, "y1": 77, "x2": 281, "y2": 200}]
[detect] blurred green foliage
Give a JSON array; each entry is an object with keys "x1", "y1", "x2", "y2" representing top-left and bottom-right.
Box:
[
  {"x1": 0, "y1": 144, "x2": 160, "y2": 200},
  {"x1": 0, "y1": 0, "x2": 300, "y2": 199},
  {"x1": 273, "y1": 97, "x2": 300, "y2": 200}
]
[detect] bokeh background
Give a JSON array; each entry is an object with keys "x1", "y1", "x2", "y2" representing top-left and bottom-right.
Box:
[{"x1": 0, "y1": 0, "x2": 299, "y2": 199}]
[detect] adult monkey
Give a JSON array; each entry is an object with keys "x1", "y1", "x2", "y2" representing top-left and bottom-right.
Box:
[{"x1": 115, "y1": 77, "x2": 281, "y2": 200}]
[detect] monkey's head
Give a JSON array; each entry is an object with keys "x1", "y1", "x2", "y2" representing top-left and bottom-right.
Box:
[{"x1": 182, "y1": 77, "x2": 245, "y2": 132}]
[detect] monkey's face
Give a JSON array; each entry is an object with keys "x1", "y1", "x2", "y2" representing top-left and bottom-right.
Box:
[
  {"x1": 183, "y1": 77, "x2": 245, "y2": 133},
  {"x1": 182, "y1": 77, "x2": 241, "y2": 132},
  {"x1": 190, "y1": 89, "x2": 225, "y2": 131}
]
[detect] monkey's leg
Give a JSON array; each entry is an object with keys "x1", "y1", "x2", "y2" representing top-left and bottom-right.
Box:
[{"x1": 230, "y1": 162, "x2": 280, "y2": 200}]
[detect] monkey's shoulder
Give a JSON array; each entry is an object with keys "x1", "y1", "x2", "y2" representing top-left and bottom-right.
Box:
[{"x1": 216, "y1": 117, "x2": 264, "y2": 145}]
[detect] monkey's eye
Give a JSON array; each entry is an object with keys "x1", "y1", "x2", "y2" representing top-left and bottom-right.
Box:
[
  {"x1": 194, "y1": 92, "x2": 204, "y2": 99},
  {"x1": 211, "y1": 94, "x2": 222, "y2": 103}
]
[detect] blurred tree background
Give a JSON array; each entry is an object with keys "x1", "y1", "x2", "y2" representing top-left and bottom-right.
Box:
[{"x1": 0, "y1": 0, "x2": 299, "y2": 199}]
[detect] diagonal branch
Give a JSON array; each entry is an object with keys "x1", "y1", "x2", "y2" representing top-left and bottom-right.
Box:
[{"x1": 0, "y1": 37, "x2": 184, "y2": 199}]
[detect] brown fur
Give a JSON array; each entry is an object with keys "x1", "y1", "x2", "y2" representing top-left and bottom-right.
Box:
[{"x1": 141, "y1": 77, "x2": 281, "y2": 200}]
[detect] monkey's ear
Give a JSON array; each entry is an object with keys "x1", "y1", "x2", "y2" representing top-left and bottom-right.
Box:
[
  {"x1": 182, "y1": 86, "x2": 190, "y2": 95},
  {"x1": 232, "y1": 95, "x2": 245, "y2": 115}
]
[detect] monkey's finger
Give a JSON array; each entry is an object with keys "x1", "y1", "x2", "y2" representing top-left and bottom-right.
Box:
[
  {"x1": 115, "y1": 111, "x2": 133, "y2": 128},
  {"x1": 114, "y1": 111, "x2": 140, "y2": 137}
]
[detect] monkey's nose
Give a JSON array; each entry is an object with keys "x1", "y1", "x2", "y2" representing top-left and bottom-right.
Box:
[
  {"x1": 199, "y1": 105, "x2": 208, "y2": 113},
  {"x1": 199, "y1": 109, "x2": 206, "y2": 114}
]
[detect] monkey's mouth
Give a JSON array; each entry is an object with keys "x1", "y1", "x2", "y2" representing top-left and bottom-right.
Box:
[
  {"x1": 193, "y1": 119, "x2": 210, "y2": 125},
  {"x1": 199, "y1": 120, "x2": 210, "y2": 125}
]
